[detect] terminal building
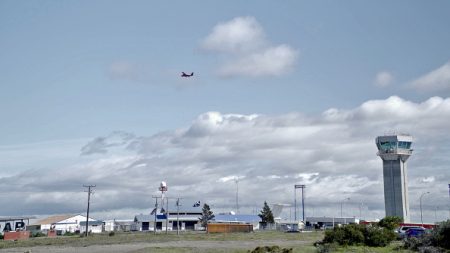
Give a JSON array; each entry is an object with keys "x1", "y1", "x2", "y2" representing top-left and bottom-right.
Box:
[{"x1": 376, "y1": 134, "x2": 413, "y2": 222}]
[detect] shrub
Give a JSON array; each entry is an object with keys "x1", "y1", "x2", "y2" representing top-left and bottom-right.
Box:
[
  {"x1": 0, "y1": 234, "x2": 3, "y2": 240},
  {"x1": 378, "y1": 216, "x2": 402, "y2": 230},
  {"x1": 433, "y1": 220, "x2": 450, "y2": 249},
  {"x1": 249, "y1": 245, "x2": 292, "y2": 253},
  {"x1": 108, "y1": 231, "x2": 115, "y2": 236},
  {"x1": 363, "y1": 226, "x2": 395, "y2": 247},
  {"x1": 320, "y1": 223, "x2": 396, "y2": 248},
  {"x1": 323, "y1": 224, "x2": 364, "y2": 246},
  {"x1": 31, "y1": 231, "x2": 46, "y2": 238}
]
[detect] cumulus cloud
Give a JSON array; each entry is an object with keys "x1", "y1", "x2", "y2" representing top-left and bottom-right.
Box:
[
  {"x1": 218, "y1": 45, "x2": 298, "y2": 77},
  {"x1": 2, "y1": 96, "x2": 450, "y2": 222},
  {"x1": 410, "y1": 62, "x2": 450, "y2": 92},
  {"x1": 374, "y1": 71, "x2": 394, "y2": 87},
  {"x1": 201, "y1": 16, "x2": 266, "y2": 54},
  {"x1": 201, "y1": 16, "x2": 298, "y2": 78}
]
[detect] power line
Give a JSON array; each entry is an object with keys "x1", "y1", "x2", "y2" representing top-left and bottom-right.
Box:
[{"x1": 83, "y1": 184, "x2": 96, "y2": 237}]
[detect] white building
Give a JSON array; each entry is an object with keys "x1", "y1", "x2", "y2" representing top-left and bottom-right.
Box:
[
  {"x1": 103, "y1": 220, "x2": 134, "y2": 232},
  {"x1": 306, "y1": 216, "x2": 359, "y2": 228},
  {"x1": 80, "y1": 220, "x2": 103, "y2": 234},
  {"x1": 29, "y1": 214, "x2": 99, "y2": 235}
]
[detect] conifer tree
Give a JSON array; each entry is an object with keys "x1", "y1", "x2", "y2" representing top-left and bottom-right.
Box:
[
  {"x1": 259, "y1": 201, "x2": 275, "y2": 224},
  {"x1": 199, "y1": 203, "x2": 215, "y2": 228}
]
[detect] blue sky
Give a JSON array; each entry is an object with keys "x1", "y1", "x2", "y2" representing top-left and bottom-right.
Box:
[{"x1": 1, "y1": 1, "x2": 450, "y2": 221}]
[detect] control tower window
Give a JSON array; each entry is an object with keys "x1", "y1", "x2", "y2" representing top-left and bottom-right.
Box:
[{"x1": 379, "y1": 141, "x2": 396, "y2": 152}]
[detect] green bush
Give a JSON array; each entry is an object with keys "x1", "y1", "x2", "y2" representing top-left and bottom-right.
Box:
[
  {"x1": 108, "y1": 231, "x2": 115, "y2": 236},
  {"x1": 0, "y1": 234, "x2": 3, "y2": 240},
  {"x1": 433, "y1": 220, "x2": 450, "y2": 249},
  {"x1": 378, "y1": 216, "x2": 402, "y2": 230},
  {"x1": 363, "y1": 226, "x2": 395, "y2": 247},
  {"x1": 249, "y1": 245, "x2": 293, "y2": 253},
  {"x1": 321, "y1": 223, "x2": 396, "y2": 248},
  {"x1": 323, "y1": 224, "x2": 365, "y2": 246},
  {"x1": 31, "y1": 231, "x2": 46, "y2": 237}
]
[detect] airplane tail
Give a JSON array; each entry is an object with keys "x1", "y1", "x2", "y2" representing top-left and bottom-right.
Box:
[{"x1": 191, "y1": 72, "x2": 194, "y2": 76}]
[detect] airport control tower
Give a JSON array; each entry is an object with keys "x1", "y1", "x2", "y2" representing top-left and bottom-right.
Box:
[{"x1": 376, "y1": 134, "x2": 413, "y2": 222}]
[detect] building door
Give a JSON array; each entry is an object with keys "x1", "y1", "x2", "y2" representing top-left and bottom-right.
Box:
[{"x1": 142, "y1": 222, "x2": 149, "y2": 231}]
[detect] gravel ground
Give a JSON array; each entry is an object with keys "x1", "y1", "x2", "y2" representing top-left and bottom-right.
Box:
[{"x1": 0, "y1": 239, "x2": 313, "y2": 253}]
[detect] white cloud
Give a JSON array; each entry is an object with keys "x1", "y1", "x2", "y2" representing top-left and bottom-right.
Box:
[
  {"x1": 218, "y1": 45, "x2": 298, "y2": 77},
  {"x1": 201, "y1": 16, "x2": 266, "y2": 54},
  {"x1": 411, "y1": 62, "x2": 450, "y2": 92},
  {"x1": 2, "y1": 96, "x2": 450, "y2": 222},
  {"x1": 374, "y1": 71, "x2": 394, "y2": 87},
  {"x1": 201, "y1": 16, "x2": 298, "y2": 78}
]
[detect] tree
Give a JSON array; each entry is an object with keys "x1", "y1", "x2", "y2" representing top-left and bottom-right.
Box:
[
  {"x1": 199, "y1": 203, "x2": 215, "y2": 228},
  {"x1": 259, "y1": 201, "x2": 275, "y2": 225},
  {"x1": 378, "y1": 216, "x2": 403, "y2": 230}
]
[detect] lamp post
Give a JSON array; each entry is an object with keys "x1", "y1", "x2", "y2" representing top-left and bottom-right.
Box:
[
  {"x1": 234, "y1": 177, "x2": 239, "y2": 215},
  {"x1": 420, "y1": 192, "x2": 430, "y2": 226},
  {"x1": 359, "y1": 202, "x2": 364, "y2": 221},
  {"x1": 340, "y1": 198, "x2": 350, "y2": 224}
]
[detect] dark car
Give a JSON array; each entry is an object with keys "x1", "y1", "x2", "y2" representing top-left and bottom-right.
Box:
[{"x1": 405, "y1": 227, "x2": 426, "y2": 238}]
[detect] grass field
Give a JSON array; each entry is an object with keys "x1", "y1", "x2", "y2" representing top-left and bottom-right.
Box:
[
  {"x1": 0, "y1": 230, "x2": 322, "y2": 250},
  {"x1": 0, "y1": 231, "x2": 412, "y2": 253}
]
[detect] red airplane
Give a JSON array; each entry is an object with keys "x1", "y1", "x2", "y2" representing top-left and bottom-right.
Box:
[{"x1": 181, "y1": 72, "x2": 194, "y2": 77}]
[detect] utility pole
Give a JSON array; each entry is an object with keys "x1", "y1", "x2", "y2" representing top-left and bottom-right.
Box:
[
  {"x1": 83, "y1": 184, "x2": 96, "y2": 237},
  {"x1": 176, "y1": 198, "x2": 183, "y2": 235},
  {"x1": 151, "y1": 196, "x2": 159, "y2": 234}
]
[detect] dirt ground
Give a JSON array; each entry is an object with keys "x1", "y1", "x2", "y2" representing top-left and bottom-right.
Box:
[{"x1": 0, "y1": 239, "x2": 313, "y2": 253}]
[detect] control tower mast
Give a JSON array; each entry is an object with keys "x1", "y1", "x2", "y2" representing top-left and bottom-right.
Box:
[{"x1": 376, "y1": 134, "x2": 413, "y2": 222}]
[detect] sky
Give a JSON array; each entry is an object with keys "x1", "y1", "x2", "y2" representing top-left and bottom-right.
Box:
[{"x1": 1, "y1": 0, "x2": 450, "y2": 223}]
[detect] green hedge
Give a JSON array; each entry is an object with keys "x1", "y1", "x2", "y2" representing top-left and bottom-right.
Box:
[{"x1": 322, "y1": 223, "x2": 395, "y2": 247}]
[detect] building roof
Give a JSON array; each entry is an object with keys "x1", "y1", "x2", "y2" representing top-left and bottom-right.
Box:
[
  {"x1": 31, "y1": 214, "x2": 76, "y2": 225},
  {"x1": 213, "y1": 214, "x2": 261, "y2": 223}
]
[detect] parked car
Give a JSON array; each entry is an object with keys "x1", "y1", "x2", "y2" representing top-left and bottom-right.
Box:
[
  {"x1": 396, "y1": 226, "x2": 423, "y2": 238},
  {"x1": 405, "y1": 227, "x2": 426, "y2": 238}
]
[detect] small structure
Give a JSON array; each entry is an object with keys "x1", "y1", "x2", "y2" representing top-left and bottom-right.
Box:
[
  {"x1": 79, "y1": 220, "x2": 103, "y2": 234},
  {"x1": 212, "y1": 214, "x2": 261, "y2": 230},
  {"x1": 305, "y1": 216, "x2": 359, "y2": 229},
  {"x1": 134, "y1": 210, "x2": 201, "y2": 232},
  {"x1": 207, "y1": 223, "x2": 253, "y2": 233},
  {"x1": 3, "y1": 231, "x2": 30, "y2": 241},
  {"x1": 275, "y1": 220, "x2": 305, "y2": 232},
  {"x1": 104, "y1": 219, "x2": 134, "y2": 232}
]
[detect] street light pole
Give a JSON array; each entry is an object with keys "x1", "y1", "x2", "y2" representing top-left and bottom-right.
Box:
[
  {"x1": 420, "y1": 192, "x2": 430, "y2": 227},
  {"x1": 340, "y1": 198, "x2": 350, "y2": 224},
  {"x1": 235, "y1": 177, "x2": 239, "y2": 215},
  {"x1": 359, "y1": 203, "x2": 364, "y2": 221}
]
